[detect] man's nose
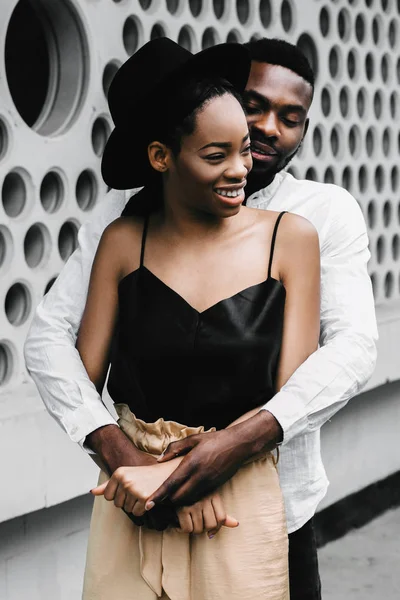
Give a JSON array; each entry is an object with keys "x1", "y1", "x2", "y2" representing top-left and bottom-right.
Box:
[{"x1": 253, "y1": 112, "x2": 280, "y2": 139}]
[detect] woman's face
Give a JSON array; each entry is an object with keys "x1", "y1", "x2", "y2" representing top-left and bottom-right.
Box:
[{"x1": 167, "y1": 93, "x2": 252, "y2": 218}]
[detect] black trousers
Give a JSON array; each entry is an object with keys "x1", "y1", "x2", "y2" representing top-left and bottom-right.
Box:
[{"x1": 288, "y1": 518, "x2": 322, "y2": 600}]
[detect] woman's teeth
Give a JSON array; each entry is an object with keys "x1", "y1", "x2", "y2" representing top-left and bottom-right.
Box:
[{"x1": 215, "y1": 188, "x2": 242, "y2": 197}]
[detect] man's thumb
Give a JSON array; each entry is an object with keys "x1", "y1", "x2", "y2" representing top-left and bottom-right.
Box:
[{"x1": 157, "y1": 437, "x2": 196, "y2": 462}]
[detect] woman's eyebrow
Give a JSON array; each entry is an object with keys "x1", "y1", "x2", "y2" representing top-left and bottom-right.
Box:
[{"x1": 198, "y1": 134, "x2": 249, "y2": 151}]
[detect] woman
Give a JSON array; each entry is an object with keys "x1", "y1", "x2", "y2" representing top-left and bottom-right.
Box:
[{"x1": 78, "y1": 38, "x2": 320, "y2": 599}]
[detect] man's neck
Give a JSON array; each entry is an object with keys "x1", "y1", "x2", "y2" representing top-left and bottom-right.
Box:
[{"x1": 245, "y1": 171, "x2": 276, "y2": 201}]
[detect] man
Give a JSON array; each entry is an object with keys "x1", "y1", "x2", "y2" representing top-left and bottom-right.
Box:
[{"x1": 24, "y1": 38, "x2": 377, "y2": 600}]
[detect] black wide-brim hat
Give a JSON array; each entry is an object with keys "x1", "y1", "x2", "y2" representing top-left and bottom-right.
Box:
[{"x1": 101, "y1": 37, "x2": 250, "y2": 190}]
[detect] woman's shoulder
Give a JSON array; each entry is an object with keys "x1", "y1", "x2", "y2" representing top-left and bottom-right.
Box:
[
  {"x1": 100, "y1": 215, "x2": 146, "y2": 246},
  {"x1": 251, "y1": 208, "x2": 318, "y2": 245}
]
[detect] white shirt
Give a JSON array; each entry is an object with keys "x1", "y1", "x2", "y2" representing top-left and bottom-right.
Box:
[{"x1": 24, "y1": 171, "x2": 377, "y2": 533}]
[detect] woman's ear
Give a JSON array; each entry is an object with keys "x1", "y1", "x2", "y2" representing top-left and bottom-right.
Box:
[{"x1": 148, "y1": 141, "x2": 171, "y2": 174}]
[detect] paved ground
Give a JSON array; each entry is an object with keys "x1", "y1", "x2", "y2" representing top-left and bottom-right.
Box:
[{"x1": 319, "y1": 506, "x2": 400, "y2": 599}]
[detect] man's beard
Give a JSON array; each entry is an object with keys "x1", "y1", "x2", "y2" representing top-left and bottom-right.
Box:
[{"x1": 245, "y1": 144, "x2": 301, "y2": 198}]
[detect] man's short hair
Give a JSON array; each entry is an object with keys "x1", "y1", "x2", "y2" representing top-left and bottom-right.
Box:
[{"x1": 244, "y1": 37, "x2": 315, "y2": 88}]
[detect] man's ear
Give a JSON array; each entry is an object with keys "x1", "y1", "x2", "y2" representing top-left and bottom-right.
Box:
[
  {"x1": 148, "y1": 141, "x2": 171, "y2": 173},
  {"x1": 302, "y1": 118, "x2": 310, "y2": 141}
]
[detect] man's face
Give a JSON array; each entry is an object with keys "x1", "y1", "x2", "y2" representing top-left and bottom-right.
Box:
[{"x1": 243, "y1": 61, "x2": 313, "y2": 182}]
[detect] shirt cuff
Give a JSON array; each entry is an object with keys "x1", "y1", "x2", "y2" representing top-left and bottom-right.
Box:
[
  {"x1": 64, "y1": 402, "x2": 118, "y2": 454},
  {"x1": 262, "y1": 389, "x2": 309, "y2": 445}
]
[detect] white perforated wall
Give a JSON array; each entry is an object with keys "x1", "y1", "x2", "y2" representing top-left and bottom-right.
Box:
[{"x1": 0, "y1": 0, "x2": 399, "y2": 392}]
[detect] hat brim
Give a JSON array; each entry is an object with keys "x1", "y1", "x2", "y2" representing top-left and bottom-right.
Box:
[{"x1": 101, "y1": 42, "x2": 250, "y2": 190}]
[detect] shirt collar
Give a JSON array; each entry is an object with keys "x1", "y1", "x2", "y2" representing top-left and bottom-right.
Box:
[{"x1": 246, "y1": 171, "x2": 286, "y2": 208}]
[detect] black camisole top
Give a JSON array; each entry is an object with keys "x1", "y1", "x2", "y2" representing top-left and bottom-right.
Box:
[{"x1": 107, "y1": 211, "x2": 287, "y2": 431}]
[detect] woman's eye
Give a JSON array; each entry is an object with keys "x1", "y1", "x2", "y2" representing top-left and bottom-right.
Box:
[
  {"x1": 242, "y1": 145, "x2": 251, "y2": 154},
  {"x1": 205, "y1": 154, "x2": 225, "y2": 161}
]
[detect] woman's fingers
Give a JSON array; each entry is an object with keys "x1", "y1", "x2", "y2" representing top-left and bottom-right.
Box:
[
  {"x1": 90, "y1": 481, "x2": 108, "y2": 496},
  {"x1": 132, "y1": 500, "x2": 146, "y2": 517},
  {"x1": 124, "y1": 496, "x2": 136, "y2": 514},
  {"x1": 177, "y1": 508, "x2": 194, "y2": 534},
  {"x1": 113, "y1": 486, "x2": 127, "y2": 509},
  {"x1": 202, "y1": 500, "x2": 218, "y2": 533},
  {"x1": 190, "y1": 507, "x2": 205, "y2": 535},
  {"x1": 224, "y1": 514, "x2": 239, "y2": 528}
]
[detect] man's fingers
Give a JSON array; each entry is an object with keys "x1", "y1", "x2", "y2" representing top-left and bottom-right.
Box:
[
  {"x1": 157, "y1": 437, "x2": 198, "y2": 463},
  {"x1": 90, "y1": 481, "x2": 108, "y2": 496}
]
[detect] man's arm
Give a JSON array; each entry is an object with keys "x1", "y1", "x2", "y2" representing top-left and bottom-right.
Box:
[{"x1": 24, "y1": 188, "x2": 127, "y2": 448}]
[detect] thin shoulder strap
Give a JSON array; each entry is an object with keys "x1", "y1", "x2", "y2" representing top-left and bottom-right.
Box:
[
  {"x1": 268, "y1": 211, "x2": 287, "y2": 279},
  {"x1": 139, "y1": 214, "x2": 150, "y2": 267}
]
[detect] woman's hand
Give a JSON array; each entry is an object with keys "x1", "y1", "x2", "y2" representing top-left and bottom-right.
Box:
[
  {"x1": 91, "y1": 459, "x2": 183, "y2": 516},
  {"x1": 176, "y1": 492, "x2": 239, "y2": 538}
]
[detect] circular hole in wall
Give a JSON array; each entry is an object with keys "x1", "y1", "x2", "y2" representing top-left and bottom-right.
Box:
[
  {"x1": 139, "y1": 0, "x2": 152, "y2": 8},
  {"x1": 383, "y1": 200, "x2": 392, "y2": 226},
  {"x1": 123, "y1": 16, "x2": 142, "y2": 55},
  {"x1": 374, "y1": 165, "x2": 385, "y2": 192},
  {"x1": 259, "y1": 0, "x2": 272, "y2": 27},
  {"x1": 367, "y1": 200, "x2": 377, "y2": 228},
  {"x1": 324, "y1": 167, "x2": 335, "y2": 184},
  {"x1": 372, "y1": 15, "x2": 383, "y2": 45},
  {"x1": 281, "y1": 0, "x2": 293, "y2": 31},
  {"x1": 319, "y1": 6, "x2": 330, "y2": 36},
  {"x1": 0, "y1": 226, "x2": 13, "y2": 271},
  {"x1": 297, "y1": 34, "x2": 318, "y2": 80},
  {"x1": 370, "y1": 272, "x2": 377, "y2": 299},
  {"x1": 339, "y1": 86, "x2": 350, "y2": 117},
  {"x1": 166, "y1": 0, "x2": 180, "y2": 14},
  {"x1": 365, "y1": 52, "x2": 375, "y2": 81},
  {"x1": 384, "y1": 271, "x2": 394, "y2": 298},
  {"x1": 0, "y1": 118, "x2": 9, "y2": 161},
  {"x1": 213, "y1": 0, "x2": 225, "y2": 19},
  {"x1": 24, "y1": 223, "x2": 50, "y2": 268},
  {"x1": 44, "y1": 276, "x2": 57, "y2": 295},
  {"x1": 76, "y1": 170, "x2": 97, "y2": 211},
  {"x1": 305, "y1": 167, "x2": 317, "y2": 182},
  {"x1": 347, "y1": 48, "x2": 359, "y2": 80},
  {"x1": 329, "y1": 45, "x2": 341, "y2": 78},
  {"x1": 373, "y1": 90, "x2": 383, "y2": 119},
  {"x1": 2, "y1": 170, "x2": 28, "y2": 217},
  {"x1": 366, "y1": 127, "x2": 376, "y2": 157},
  {"x1": 382, "y1": 128, "x2": 391, "y2": 156},
  {"x1": 342, "y1": 166, "x2": 353, "y2": 191},
  {"x1": 5, "y1": 282, "x2": 31, "y2": 326},
  {"x1": 237, "y1": 0, "x2": 250, "y2": 24},
  {"x1": 390, "y1": 91, "x2": 398, "y2": 119},
  {"x1": 391, "y1": 166, "x2": 399, "y2": 192},
  {"x1": 381, "y1": 53, "x2": 391, "y2": 82},
  {"x1": 338, "y1": 8, "x2": 351, "y2": 41},
  {"x1": 349, "y1": 125, "x2": 361, "y2": 157},
  {"x1": 178, "y1": 25, "x2": 195, "y2": 51},
  {"x1": 356, "y1": 87, "x2": 368, "y2": 118},
  {"x1": 58, "y1": 220, "x2": 79, "y2": 261},
  {"x1": 389, "y1": 19, "x2": 398, "y2": 48},
  {"x1": 5, "y1": 0, "x2": 88, "y2": 136},
  {"x1": 330, "y1": 125, "x2": 342, "y2": 157},
  {"x1": 358, "y1": 165, "x2": 368, "y2": 192},
  {"x1": 40, "y1": 171, "x2": 64, "y2": 213},
  {"x1": 321, "y1": 87, "x2": 332, "y2": 116},
  {"x1": 392, "y1": 234, "x2": 400, "y2": 261},
  {"x1": 313, "y1": 126, "x2": 323, "y2": 156},
  {"x1": 355, "y1": 13, "x2": 365, "y2": 42},
  {"x1": 150, "y1": 23, "x2": 166, "y2": 40},
  {"x1": 202, "y1": 28, "x2": 219, "y2": 49},
  {"x1": 102, "y1": 61, "x2": 120, "y2": 99},
  {"x1": 92, "y1": 117, "x2": 111, "y2": 157},
  {"x1": 377, "y1": 235, "x2": 385, "y2": 263},
  {"x1": 0, "y1": 342, "x2": 14, "y2": 386},
  {"x1": 189, "y1": 0, "x2": 202, "y2": 17},
  {"x1": 227, "y1": 29, "x2": 242, "y2": 43}
]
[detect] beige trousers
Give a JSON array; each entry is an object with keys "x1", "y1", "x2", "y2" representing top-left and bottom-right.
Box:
[{"x1": 82, "y1": 405, "x2": 289, "y2": 600}]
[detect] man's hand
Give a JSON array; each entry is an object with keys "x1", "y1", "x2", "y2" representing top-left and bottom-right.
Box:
[
  {"x1": 86, "y1": 424, "x2": 177, "y2": 529},
  {"x1": 145, "y1": 410, "x2": 283, "y2": 510}
]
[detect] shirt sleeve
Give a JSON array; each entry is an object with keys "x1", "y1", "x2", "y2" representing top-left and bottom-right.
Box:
[
  {"x1": 24, "y1": 189, "x2": 131, "y2": 451},
  {"x1": 265, "y1": 189, "x2": 378, "y2": 444}
]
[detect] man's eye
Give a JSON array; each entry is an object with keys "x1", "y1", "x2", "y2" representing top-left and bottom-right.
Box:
[
  {"x1": 244, "y1": 104, "x2": 261, "y2": 115},
  {"x1": 283, "y1": 117, "x2": 301, "y2": 127}
]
